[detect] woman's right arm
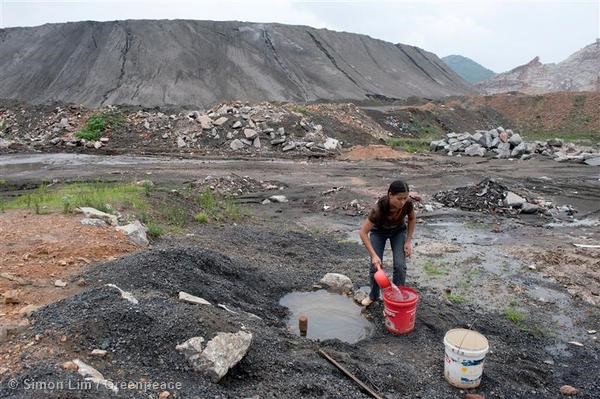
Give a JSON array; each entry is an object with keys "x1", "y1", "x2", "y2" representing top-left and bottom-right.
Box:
[{"x1": 359, "y1": 218, "x2": 381, "y2": 268}]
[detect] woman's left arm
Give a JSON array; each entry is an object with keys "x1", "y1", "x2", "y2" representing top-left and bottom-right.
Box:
[{"x1": 404, "y1": 209, "x2": 417, "y2": 257}]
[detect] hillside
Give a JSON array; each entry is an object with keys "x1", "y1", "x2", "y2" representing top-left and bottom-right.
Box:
[
  {"x1": 0, "y1": 20, "x2": 473, "y2": 107},
  {"x1": 442, "y1": 55, "x2": 496, "y2": 83},
  {"x1": 477, "y1": 40, "x2": 600, "y2": 94}
]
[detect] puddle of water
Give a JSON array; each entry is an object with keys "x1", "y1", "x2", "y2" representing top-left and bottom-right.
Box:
[{"x1": 279, "y1": 290, "x2": 373, "y2": 344}]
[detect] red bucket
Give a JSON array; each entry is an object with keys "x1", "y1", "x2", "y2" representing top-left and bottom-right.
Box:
[{"x1": 382, "y1": 286, "x2": 419, "y2": 334}]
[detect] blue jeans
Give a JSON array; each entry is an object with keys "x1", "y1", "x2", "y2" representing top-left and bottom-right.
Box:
[{"x1": 368, "y1": 225, "x2": 407, "y2": 301}]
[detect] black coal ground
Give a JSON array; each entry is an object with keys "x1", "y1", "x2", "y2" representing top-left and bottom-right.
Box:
[{"x1": 2, "y1": 225, "x2": 599, "y2": 398}]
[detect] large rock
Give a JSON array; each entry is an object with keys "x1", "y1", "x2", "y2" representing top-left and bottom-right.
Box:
[
  {"x1": 508, "y1": 133, "x2": 522, "y2": 147},
  {"x1": 243, "y1": 128, "x2": 258, "y2": 139},
  {"x1": 197, "y1": 115, "x2": 213, "y2": 130},
  {"x1": 471, "y1": 132, "x2": 483, "y2": 145},
  {"x1": 116, "y1": 220, "x2": 149, "y2": 246},
  {"x1": 320, "y1": 273, "x2": 352, "y2": 293},
  {"x1": 547, "y1": 138, "x2": 564, "y2": 147},
  {"x1": 229, "y1": 139, "x2": 245, "y2": 150},
  {"x1": 464, "y1": 143, "x2": 486, "y2": 157},
  {"x1": 510, "y1": 142, "x2": 529, "y2": 157},
  {"x1": 213, "y1": 117, "x2": 228, "y2": 126},
  {"x1": 177, "y1": 331, "x2": 253, "y2": 382},
  {"x1": 503, "y1": 192, "x2": 526, "y2": 207},
  {"x1": 77, "y1": 207, "x2": 118, "y2": 226},
  {"x1": 429, "y1": 140, "x2": 446, "y2": 152},
  {"x1": 323, "y1": 137, "x2": 340, "y2": 151}
]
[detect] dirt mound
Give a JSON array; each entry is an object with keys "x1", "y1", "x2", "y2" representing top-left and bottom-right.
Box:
[
  {"x1": 0, "y1": 209, "x2": 139, "y2": 324},
  {"x1": 341, "y1": 145, "x2": 407, "y2": 161}
]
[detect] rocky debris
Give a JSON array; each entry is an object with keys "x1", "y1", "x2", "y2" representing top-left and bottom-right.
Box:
[
  {"x1": 430, "y1": 126, "x2": 599, "y2": 163},
  {"x1": 159, "y1": 391, "x2": 171, "y2": 399},
  {"x1": 176, "y1": 331, "x2": 253, "y2": 382},
  {"x1": 353, "y1": 290, "x2": 369, "y2": 304},
  {"x1": 115, "y1": 220, "x2": 149, "y2": 246},
  {"x1": 77, "y1": 207, "x2": 118, "y2": 226},
  {"x1": 433, "y1": 179, "x2": 552, "y2": 216},
  {"x1": 73, "y1": 359, "x2": 118, "y2": 393},
  {"x1": 191, "y1": 174, "x2": 282, "y2": 196},
  {"x1": 179, "y1": 291, "x2": 211, "y2": 306},
  {"x1": 105, "y1": 283, "x2": 139, "y2": 305},
  {"x1": 54, "y1": 279, "x2": 67, "y2": 287},
  {"x1": 320, "y1": 273, "x2": 353, "y2": 293},
  {"x1": 559, "y1": 385, "x2": 579, "y2": 395}
]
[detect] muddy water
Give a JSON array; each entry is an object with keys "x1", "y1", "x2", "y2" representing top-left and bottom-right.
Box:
[{"x1": 279, "y1": 290, "x2": 373, "y2": 343}]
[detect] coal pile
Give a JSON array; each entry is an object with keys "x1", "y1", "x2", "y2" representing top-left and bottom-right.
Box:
[{"x1": 433, "y1": 179, "x2": 508, "y2": 212}]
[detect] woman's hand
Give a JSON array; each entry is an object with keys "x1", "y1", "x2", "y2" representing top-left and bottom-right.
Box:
[
  {"x1": 404, "y1": 239, "x2": 413, "y2": 257},
  {"x1": 371, "y1": 254, "x2": 382, "y2": 269}
]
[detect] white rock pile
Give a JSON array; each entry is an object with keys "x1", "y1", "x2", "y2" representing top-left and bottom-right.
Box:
[{"x1": 430, "y1": 127, "x2": 600, "y2": 165}]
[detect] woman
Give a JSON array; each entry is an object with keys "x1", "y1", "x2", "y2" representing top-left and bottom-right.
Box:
[{"x1": 358, "y1": 180, "x2": 417, "y2": 306}]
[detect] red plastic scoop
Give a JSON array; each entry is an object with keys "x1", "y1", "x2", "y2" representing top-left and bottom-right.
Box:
[{"x1": 374, "y1": 264, "x2": 391, "y2": 289}]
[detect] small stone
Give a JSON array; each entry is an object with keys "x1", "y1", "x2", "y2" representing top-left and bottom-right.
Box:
[
  {"x1": 100, "y1": 137, "x2": 109, "y2": 143},
  {"x1": 261, "y1": 199, "x2": 271, "y2": 205},
  {"x1": 62, "y1": 361, "x2": 79, "y2": 371},
  {"x1": 54, "y1": 279, "x2": 67, "y2": 287},
  {"x1": 18, "y1": 304, "x2": 40, "y2": 318},
  {"x1": 213, "y1": 117, "x2": 228, "y2": 126},
  {"x1": 269, "y1": 195, "x2": 288, "y2": 203},
  {"x1": 230, "y1": 139, "x2": 245, "y2": 150},
  {"x1": 179, "y1": 291, "x2": 211, "y2": 306},
  {"x1": 528, "y1": 264, "x2": 537, "y2": 271},
  {"x1": 91, "y1": 349, "x2": 107, "y2": 357},
  {"x1": 568, "y1": 341, "x2": 583, "y2": 347},
  {"x1": 282, "y1": 142, "x2": 296, "y2": 152},
  {"x1": 559, "y1": 385, "x2": 578, "y2": 396},
  {"x1": 243, "y1": 128, "x2": 258, "y2": 140},
  {"x1": 587, "y1": 330, "x2": 597, "y2": 334},
  {"x1": 232, "y1": 121, "x2": 242, "y2": 129},
  {"x1": 60, "y1": 335, "x2": 68, "y2": 342},
  {"x1": 159, "y1": 392, "x2": 171, "y2": 399}
]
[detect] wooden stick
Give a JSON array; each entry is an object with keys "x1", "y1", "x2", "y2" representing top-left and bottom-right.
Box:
[{"x1": 318, "y1": 349, "x2": 384, "y2": 399}]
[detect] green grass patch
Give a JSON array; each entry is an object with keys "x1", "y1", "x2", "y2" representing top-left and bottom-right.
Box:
[
  {"x1": 195, "y1": 188, "x2": 246, "y2": 222},
  {"x1": 194, "y1": 212, "x2": 209, "y2": 223},
  {"x1": 387, "y1": 138, "x2": 431, "y2": 153},
  {"x1": 447, "y1": 293, "x2": 466, "y2": 304},
  {"x1": 504, "y1": 307, "x2": 525, "y2": 324},
  {"x1": 6, "y1": 182, "x2": 147, "y2": 214},
  {"x1": 146, "y1": 222, "x2": 165, "y2": 238},
  {"x1": 422, "y1": 260, "x2": 449, "y2": 276},
  {"x1": 75, "y1": 111, "x2": 124, "y2": 141}
]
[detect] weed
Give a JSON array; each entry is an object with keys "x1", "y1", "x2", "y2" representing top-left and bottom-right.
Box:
[
  {"x1": 75, "y1": 111, "x2": 124, "y2": 141},
  {"x1": 447, "y1": 293, "x2": 466, "y2": 304},
  {"x1": 422, "y1": 260, "x2": 449, "y2": 276},
  {"x1": 146, "y1": 222, "x2": 165, "y2": 238},
  {"x1": 504, "y1": 307, "x2": 525, "y2": 324},
  {"x1": 194, "y1": 212, "x2": 209, "y2": 223}
]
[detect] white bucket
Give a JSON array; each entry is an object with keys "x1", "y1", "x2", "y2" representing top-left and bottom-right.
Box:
[{"x1": 443, "y1": 328, "x2": 489, "y2": 388}]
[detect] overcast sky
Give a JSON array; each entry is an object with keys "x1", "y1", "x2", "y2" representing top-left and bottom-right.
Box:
[{"x1": 1, "y1": 0, "x2": 598, "y2": 72}]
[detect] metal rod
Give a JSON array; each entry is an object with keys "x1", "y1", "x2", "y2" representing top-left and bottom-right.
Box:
[{"x1": 318, "y1": 349, "x2": 384, "y2": 399}]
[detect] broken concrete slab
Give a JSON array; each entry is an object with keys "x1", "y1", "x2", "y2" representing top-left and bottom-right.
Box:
[
  {"x1": 177, "y1": 331, "x2": 253, "y2": 382},
  {"x1": 116, "y1": 220, "x2": 149, "y2": 246}
]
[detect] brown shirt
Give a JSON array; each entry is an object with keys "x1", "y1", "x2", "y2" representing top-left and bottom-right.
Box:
[{"x1": 368, "y1": 196, "x2": 414, "y2": 230}]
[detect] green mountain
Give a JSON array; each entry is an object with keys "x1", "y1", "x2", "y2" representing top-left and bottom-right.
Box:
[{"x1": 442, "y1": 55, "x2": 496, "y2": 84}]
